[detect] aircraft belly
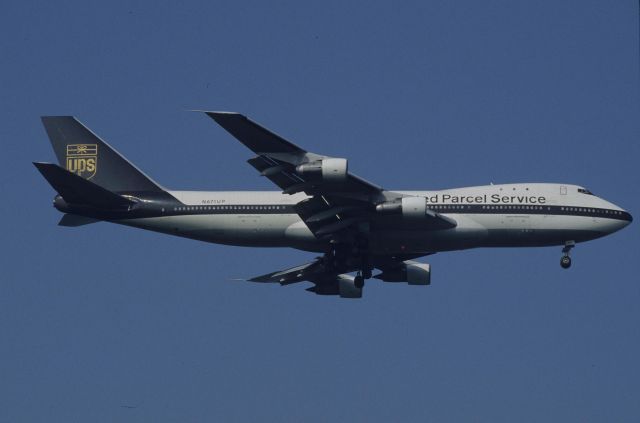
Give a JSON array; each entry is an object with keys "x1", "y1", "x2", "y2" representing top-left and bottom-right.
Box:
[
  {"x1": 369, "y1": 213, "x2": 613, "y2": 253},
  {"x1": 117, "y1": 214, "x2": 303, "y2": 247},
  {"x1": 478, "y1": 214, "x2": 607, "y2": 246}
]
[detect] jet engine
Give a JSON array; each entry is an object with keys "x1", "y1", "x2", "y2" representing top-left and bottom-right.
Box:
[
  {"x1": 306, "y1": 274, "x2": 363, "y2": 298},
  {"x1": 296, "y1": 158, "x2": 348, "y2": 182},
  {"x1": 376, "y1": 197, "x2": 457, "y2": 229},
  {"x1": 375, "y1": 261, "x2": 431, "y2": 285},
  {"x1": 376, "y1": 196, "x2": 430, "y2": 219},
  {"x1": 337, "y1": 274, "x2": 363, "y2": 298}
]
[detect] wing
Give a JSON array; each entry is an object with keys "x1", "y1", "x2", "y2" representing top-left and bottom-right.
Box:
[
  {"x1": 246, "y1": 257, "x2": 363, "y2": 297},
  {"x1": 203, "y1": 111, "x2": 455, "y2": 242},
  {"x1": 205, "y1": 112, "x2": 381, "y2": 197},
  {"x1": 245, "y1": 253, "x2": 432, "y2": 298},
  {"x1": 248, "y1": 253, "x2": 429, "y2": 284}
]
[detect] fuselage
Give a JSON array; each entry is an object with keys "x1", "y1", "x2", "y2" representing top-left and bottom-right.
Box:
[{"x1": 73, "y1": 182, "x2": 631, "y2": 255}]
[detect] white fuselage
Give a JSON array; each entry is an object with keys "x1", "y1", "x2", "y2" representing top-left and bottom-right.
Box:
[{"x1": 120, "y1": 183, "x2": 630, "y2": 255}]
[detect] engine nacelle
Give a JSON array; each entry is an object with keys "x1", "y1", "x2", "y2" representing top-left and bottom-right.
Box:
[
  {"x1": 338, "y1": 274, "x2": 363, "y2": 298},
  {"x1": 376, "y1": 196, "x2": 428, "y2": 219},
  {"x1": 375, "y1": 261, "x2": 431, "y2": 285},
  {"x1": 401, "y1": 196, "x2": 427, "y2": 219},
  {"x1": 307, "y1": 274, "x2": 363, "y2": 298},
  {"x1": 296, "y1": 158, "x2": 348, "y2": 182}
]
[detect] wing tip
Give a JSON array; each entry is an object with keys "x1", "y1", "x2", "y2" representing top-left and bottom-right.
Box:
[
  {"x1": 33, "y1": 161, "x2": 59, "y2": 173},
  {"x1": 188, "y1": 109, "x2": 242, "y2": 117}
]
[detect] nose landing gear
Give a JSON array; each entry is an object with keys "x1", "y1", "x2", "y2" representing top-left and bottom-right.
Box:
[{"x1": 560, "y1": 241, "x2": 575, "y2": 269}]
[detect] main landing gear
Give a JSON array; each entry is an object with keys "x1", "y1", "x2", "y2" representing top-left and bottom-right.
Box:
[
  {"x1": 327, "y1": 236, "x2": 372, "y2": 289},
  {"x1": 560, "y1": 241, "x2": 575, "y2": 269},
  {"x1": 354, "y1": 263, "x2": 373, "y2": 289}
]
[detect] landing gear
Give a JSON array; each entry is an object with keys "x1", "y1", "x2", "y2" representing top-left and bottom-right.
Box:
[
  {"x1": 325, "y1": 243, "x2": 348, "y2": 272},
  {"x1": 326, "y1": 236, "x2": 372, "y2": 288},
  {"x1": 356, "y1": 235, "x2": 373, "y2": 280},
  {"x1": 560, "y1": 241, "x2": 575, "y2": 269}
]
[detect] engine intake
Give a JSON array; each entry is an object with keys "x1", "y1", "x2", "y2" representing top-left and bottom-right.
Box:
[
  {"x1": 375, "y1": 261, "x2": 431, "y2": 285},
  {"x1": 296, "y1": 158, "x2": 348, "y2": 182}
]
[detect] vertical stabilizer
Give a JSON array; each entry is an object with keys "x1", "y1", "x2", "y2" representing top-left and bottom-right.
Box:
[{"x1": 41, "y1": 116, "x2": 164, "y2": 193}]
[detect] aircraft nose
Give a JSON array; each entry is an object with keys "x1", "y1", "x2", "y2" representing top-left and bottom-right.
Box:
[
  {"x1": 594, "y1": 197, "x2": 632, "y2": 235},
  {"x1": 604, "y1": 205, "x2": 632, "y2": 233},
  {"x1": 614, "y1": 202, "x2": 633, "y2": 226}
]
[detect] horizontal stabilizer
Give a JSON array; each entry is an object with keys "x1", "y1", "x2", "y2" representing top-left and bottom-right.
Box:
[
  {"x1": 34, "y1": 162, "x2": 134, "y2": 209},
  {"x1": 58, "y1": 214, "x2": 100, "y2": 227}
]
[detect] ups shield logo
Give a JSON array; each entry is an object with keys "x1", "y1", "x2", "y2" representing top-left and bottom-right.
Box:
[{"x1": 66, "y1": 144, "x2": 97, "y2": 179}]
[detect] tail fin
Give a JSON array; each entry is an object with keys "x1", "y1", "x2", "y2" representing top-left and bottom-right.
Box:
[
  {"x1": 33, "y1": 162, "x2": 134, "y2": 209},
  {"x1": 41, "y1": 116, "x2": 164, "y2": 193}
]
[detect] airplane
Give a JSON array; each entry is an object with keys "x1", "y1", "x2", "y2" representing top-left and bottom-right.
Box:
[{"x1": 34, "y1": 112, "x2": 633, "y2": 298}]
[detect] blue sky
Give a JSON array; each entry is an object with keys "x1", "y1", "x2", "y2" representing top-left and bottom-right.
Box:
[{"x1": 1, "y1": 1, "x2": 639, "y2": 421}]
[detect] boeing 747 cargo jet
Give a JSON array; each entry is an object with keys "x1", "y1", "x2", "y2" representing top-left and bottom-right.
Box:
[{"x1": 34, "y1": 113, "x2": 632, "y2": 298}]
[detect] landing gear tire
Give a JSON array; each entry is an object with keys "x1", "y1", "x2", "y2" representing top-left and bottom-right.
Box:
[
  {"x1": 354, "y1": 275, "x2": 365, "y2": 289},
  {"x1": 560, "y1": 255, "x2": 572, "y2": 269}
]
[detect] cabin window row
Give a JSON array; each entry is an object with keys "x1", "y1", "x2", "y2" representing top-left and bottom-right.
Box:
[
  {"x1": 560, "y1": 207, "x2": 622, "y2": 215},
  {"x1": 173, "y1": 205, "x2": 286, "y2": 212},
  {"x1": 431, "y1": 205, "x2": 548, "y2": 211},
  {"x1": 481, "y1": 205, "x2": 546, "y2": 211}
]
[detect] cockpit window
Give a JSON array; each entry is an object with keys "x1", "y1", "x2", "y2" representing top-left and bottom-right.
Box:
[{"x1": 578, "y1": 188, "x2": 594, "y2": 195}]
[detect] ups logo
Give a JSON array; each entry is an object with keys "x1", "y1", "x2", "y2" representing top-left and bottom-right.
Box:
[{"x1": 66, "y1": 144, "x2": 97, "y2": 179}]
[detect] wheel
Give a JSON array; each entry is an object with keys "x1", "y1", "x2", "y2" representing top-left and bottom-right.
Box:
[
  {"x1": 560, "y1": 255, "x2": 572, "y2": 269},
  {"x1": 354, "y1": 275, "x2": 365, "y2": 289}
]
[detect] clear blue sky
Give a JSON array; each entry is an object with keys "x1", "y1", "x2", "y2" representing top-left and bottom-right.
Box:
[{"x1": 1, "y1": 1, "x2": 639, "y2": 421}]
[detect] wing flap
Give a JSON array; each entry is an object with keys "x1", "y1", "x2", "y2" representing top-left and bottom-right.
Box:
[
  {"x1": 249, "y1": 259, "x2": 326, "y2": 284},
  {"x1": 247, "y1": 155, "x2": 305, "y2": 192}
]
